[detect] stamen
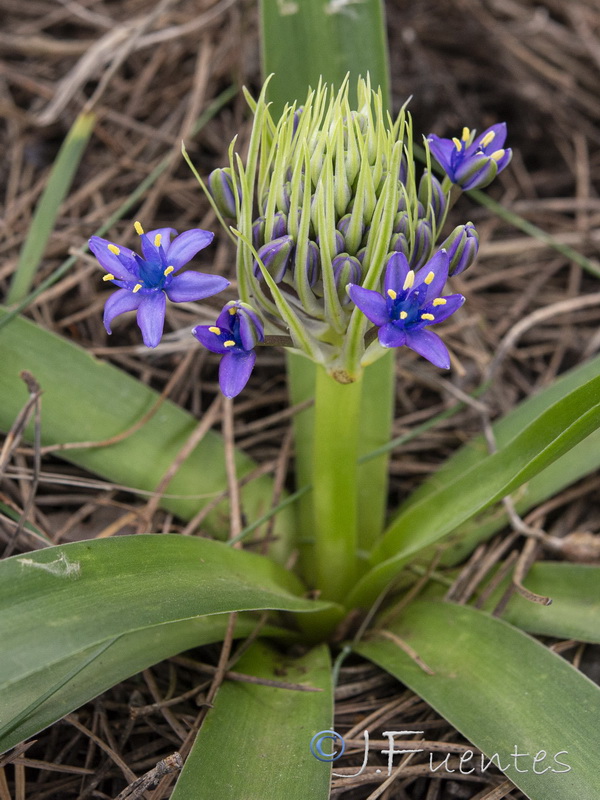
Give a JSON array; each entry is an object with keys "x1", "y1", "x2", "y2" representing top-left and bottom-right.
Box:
[
  {"x1": 421, "y1": 313, "x2": 435, "y2": 321},
  {"x1": 223, "y1": 340, "x2": 236, "y2": 347},
  {"x1": 433, "y1": 298, "x2": 447, "y2": 306},
  {"x1": 228, "y1": 307, "x2": 237, "y2": 315},
  {"x1": 491, "y1": 149, "x2": 505, "y2": 161},
  {"x1": 461, "y1": 127, "x2": 471, "y2": 142},
  {"x1": 107, "y1": 244, "x2": 120, "y2": 255},
  {"x1": 132, "y1": 283, "x2": 143, "y2": 293},
  {"x1": 209, "y1": 326, "x2": 221, "y2": 334},
  {"x1": 400, "y1": 311, "x2": 408, "y2": 320},
  {"x1": 403, "y1": 270, "x2": 415, "y2": 290},
  {"x1": 387, "y1": 289, "x2": 397, "y2": 300},
  {"x1": 424, "y1": 271, "x2": 435, "y2": 285},
  {"x1": 134, "y1": 221, "x2": 144, "y2": 235},
  {"x1": 103, "y1": 273, "x2": 115, "y2": 282},
  {"x1": 154, "y1": 233, "x2": 162, "y2": 247},
  {"x1": 452, "y1": 137, "x2": 462, "y2": 152},
  {"x1": 164, "y1": 266, "x2": 174, "y2": 276},
  {"x1": 480, "y1": 130, "x2": 495, "y2": 147}
]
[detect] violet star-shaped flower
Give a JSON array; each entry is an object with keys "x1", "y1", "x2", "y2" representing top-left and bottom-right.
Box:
[
  {"x1": 89, "y1": 221, "x2": 229, "y2": 347},
  {"x1": 347, "y1": 250, "x2": 464, "y2": 369},
  {"x1": 427, "y1": 123, "x2": 512, "y2": 190},
  {"x1": 192, "y1": 301, "x2": 264, "y2": 397}
]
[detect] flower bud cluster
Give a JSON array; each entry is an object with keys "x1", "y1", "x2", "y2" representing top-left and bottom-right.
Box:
[{"x1": 199, "y1": 78, "x2": 501, "y2": 382}]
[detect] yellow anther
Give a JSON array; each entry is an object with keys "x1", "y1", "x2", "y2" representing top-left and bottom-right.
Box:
[
  {"x1": 387, "y1": 288, "x2": 397, "y2": 300},
  {"x1": 433, "y1": 298, "x2": 447, "y2": 306},
  {"x1": 452, "y1": 137, "x2": 462, "y2": 152},
  {"x1": 403, "y1": 270, "x2": 415, "y2": 291},
  {"x1": 132, "y1": 283, "x2": 143, "y2": 293},
  {"x1": 134, "y1": 221, "x2": 144, "y2": 235},
  {"x1": 400, "y1": 311, "x2": 408, "y2": 320},
  {"x1": 491, "y1": 149, "x2": 505, "y2": 161},
  {"x1": 164, "y1": 266, "x2": 174, "y2": 277},
  {"x1": 209, "y1": 326, "x2": 221, "y2": 334},
  {"x1": 424, "y1": 271, "x2": 435, "y2": 285},
  {"x1": 103, "y1": 273, "x2": 115, "y2": 282},
  {"x1": 154, "y1": 233, "x2": 162, "y2": 247},
  {"x1": 421, "y1": 313, "x2": 435, "y2": 321},
  {"x1": 107, "y1": 244, "x2": 120, "y2": 255},
  {"x1": 480, "y1": 130, "x2": 495, "y2": 147},
  {"x1": 228, "y1": 307, "x2": 237, "y2": 315},
  {"x1": 461, "y1": 127, "x2": 471, "y2": 142},
  {"x1": 223, "y1": 340, "x2": 236, "y2": 347}
]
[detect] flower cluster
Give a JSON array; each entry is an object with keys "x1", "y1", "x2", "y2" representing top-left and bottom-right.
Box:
[{"x1": 91, "y1": 81, "x2": 511, "y2": 396}]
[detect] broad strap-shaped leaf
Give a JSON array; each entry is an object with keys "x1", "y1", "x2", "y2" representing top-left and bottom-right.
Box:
[
  {"x1": 403, "y1": 354, "x2": 600, "y2": 510},
  {"x1": 260, "y1": 0, "x2": 389, "y2": 115},
  {"x1": 478, "y1": 562, "x2": 600, "y2": 644},
  {"x1": 0, "y1": 312, "x2": 292, "y2": 553},
  {"x1": 349, "y1": 370, "x2": 600, "y2": 608},
  {"x1": 0, "y1": 615, "x2": 286, "y2": 753},
  {"x1": 356, "y1": 601, "x2": 600, "y2": 800},
  {"x1": 171, "y1": 641, "x2": 333, "y2": 800},
  {"x1": 0, "y1": 535, "x2": 330, "y2": 754}
]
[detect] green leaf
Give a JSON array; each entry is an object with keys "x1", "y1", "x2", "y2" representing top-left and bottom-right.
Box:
[
  {"x1": 0, "y1": 535, "x2": 330, "y2": 753},
  {"x1": 0, "y1": 312, "x2": 292, "y2": 549},
  {"x1": 259, "y1": 0, "x2": 389, "y2": 115},
  {"x1": 356, "y1": 601, "x2": 600, "y2": 800},
  {"x1": 7, "y1": 112, "x2": 96, "y2": 305},
  {"x1": 172, "y1": 641, "x2": 332, "y2": 800},
  {"x1": 479, "y1": 562, "x2": 600, "y2": 643},
  {"x1": 0, "y1": 615, "x2": 284, "y2": 754},
  {"x1": 349, "y1": 369, "x2": 600, "y2": 608}
]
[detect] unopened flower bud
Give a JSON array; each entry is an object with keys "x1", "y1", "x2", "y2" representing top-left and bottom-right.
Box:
[
  {"x1": 295, "y1": 240, "x2": 321, "y2": 287},
  {"x1": 390, "y1": 233, "x2": 409, "y2": 259},
  {"x1": 254, "y1": 235, "x2": 295, "y2": 283},
  {"x1": 333, "y1": 254, "x2": 362, "y2": 304},
  {"x1": 440, "y1": 222, "x2": 479, "y2": 276},
  {"x1": 252, "y1": 216, "x2": 265, "y2": 249},
  {"x1": 410, "y1": 219, "x2": 433, "y2": 270},
  {"x1": 418, "y1": 172, "x2": 447, "y2": 227},
  {"x1": 271, "y1": 211, "x2": 288, "y2": 239},
  {"x1": 208, "y1": 168, "x2": 238, "y2": 217}
]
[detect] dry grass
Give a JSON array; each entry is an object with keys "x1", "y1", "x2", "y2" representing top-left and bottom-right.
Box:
[{"x1": 1, "y1": 0, "x2": 600, "y2": 797}]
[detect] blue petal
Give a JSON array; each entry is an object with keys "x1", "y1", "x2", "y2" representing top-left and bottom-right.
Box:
[
  {"x1": 103, "y1": 288, "x2": 142, "y2": 334},
  {"x1": 471, "y1": 122, "x2": 507, "y2": 154},
  {"x1": 192, "y1": 325, "x2": 234, "y2": 355},
  {"x1": 89, "y1": 237, "x2": 137, "y2": 280},
  {"x1": 165, "y1": 271, "x2": 229, "y2": 302},
  {"x1": 165, "y1": 229, "x2": 214, "y2": 270},
  {"x1": 347, "y1": 284, "x2": 389, "y2": 326},
  {"x1": 405, "y1": 329, "x2": 451, "y2": 368},
  {"x1": 413, "y1": 249, "x2": 449, "y2": 302},
  {"x1": 383, "y1": 252, "x2": 410, "y2": 295},
  {"x1": 423, "y1": 293, "x2": 465, "y2": 324},
  {"x1": 426, "y1": 135, "x2": 455, "y2": 174},
  {"x1": 378, "y1": 322, "x2": 407, "y2": 348},
  {"x1": 219, "y1": 351, "x2": 257, "y2": 398},
  {"x1": 236, "y1": 306, "x2": 264, "y2": 350},
  {"x1": 136, "y1": 291, "x2": 166, "y2": 348}
]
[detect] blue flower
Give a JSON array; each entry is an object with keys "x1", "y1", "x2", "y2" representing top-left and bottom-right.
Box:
[
  {"x1": 347, "y1": 250, "x2": 464, "y2": 369},
  {"x1": 427, "y1": 123, "x2": 512, "y2": 190},
  {"x1": 89, "y1": 222, "x2": 229, "y2": 347},
  {"x1": 192, "y1": 301, "x2": 264, "y2": 397}
]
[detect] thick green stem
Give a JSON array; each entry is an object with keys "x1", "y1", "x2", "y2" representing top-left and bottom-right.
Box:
[{"x1": 311, "y1": 367, "x2": 362, "y2": 602}]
